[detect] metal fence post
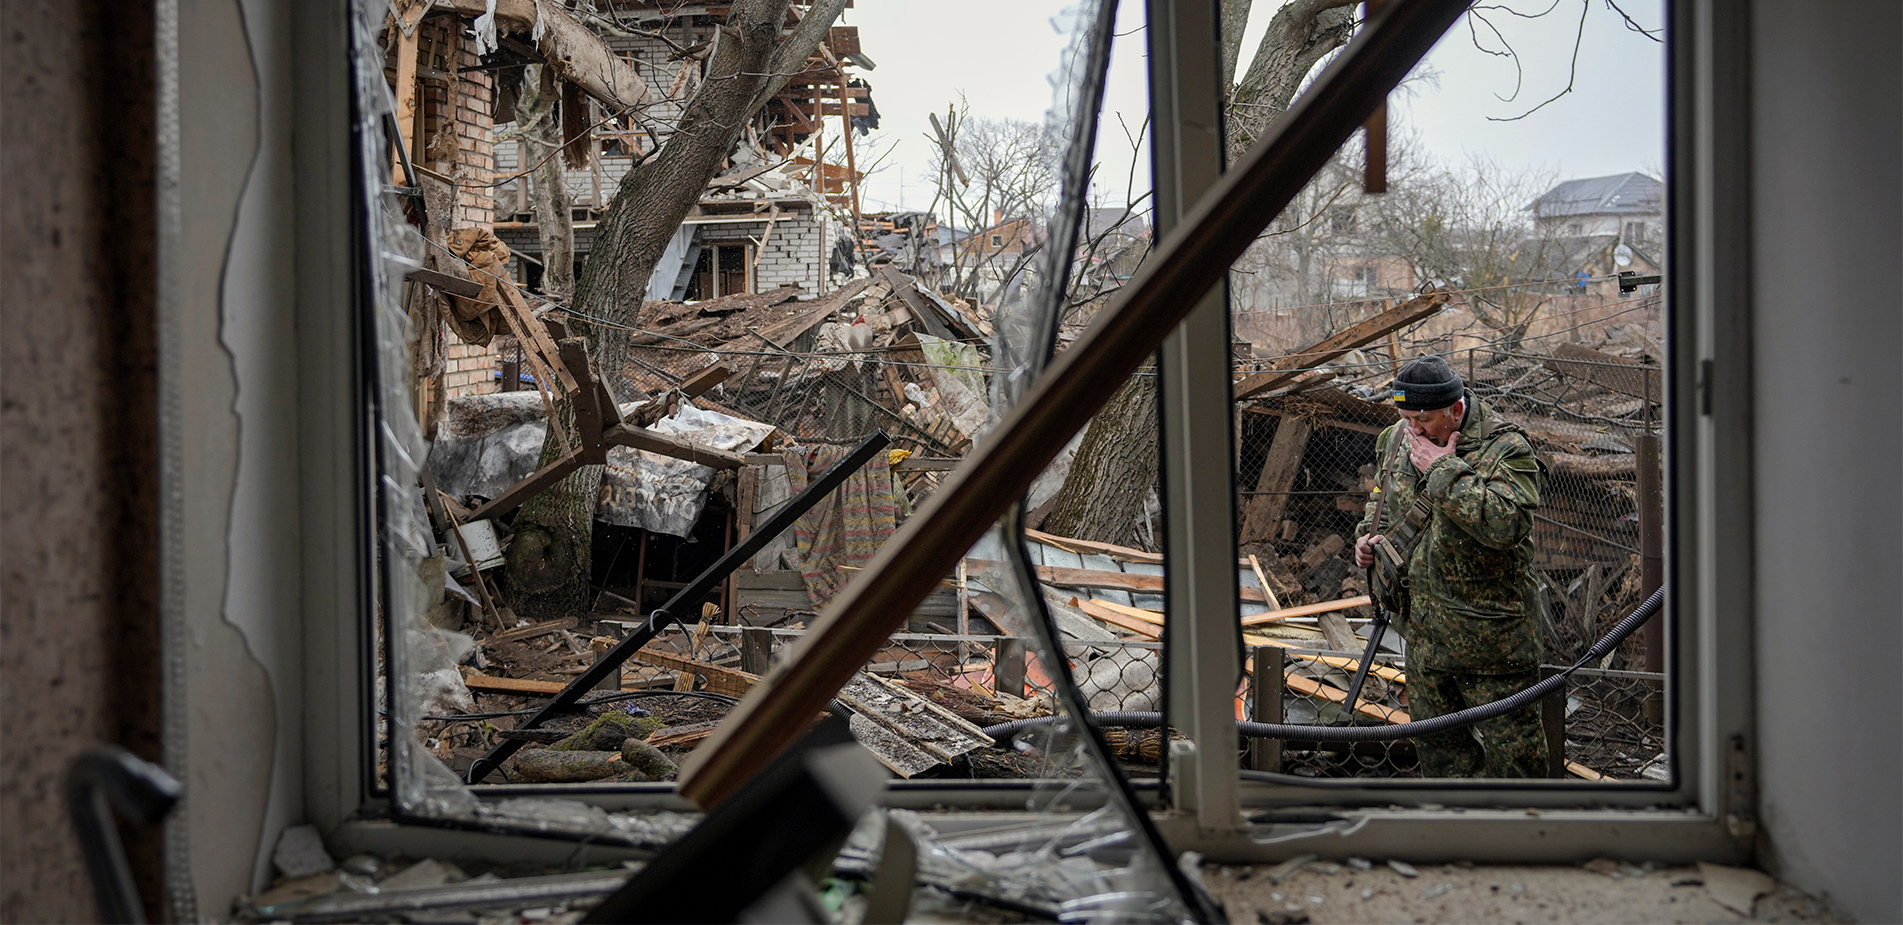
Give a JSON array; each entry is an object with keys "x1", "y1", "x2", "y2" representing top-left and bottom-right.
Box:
[
  {"x1": 996, "y1": 638, "x2": 1026, "y2": 699},
  {"x1": 1249, "y1": 646, "x2": 1284, "y2": 772},
  {"x1": 741, "y1": 626, "x2": 773, "y2": 676},
  {"x1": 1540, "y1": 664, "x2": 1566, "y2": 778},
  {"x1": 591, "y1": 636, "x2": 621, "y2": 695}
]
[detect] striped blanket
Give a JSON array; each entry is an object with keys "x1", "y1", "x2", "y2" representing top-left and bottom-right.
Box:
[{"x1": 784, "y1": 444, "x2": 898, "y2": 606}]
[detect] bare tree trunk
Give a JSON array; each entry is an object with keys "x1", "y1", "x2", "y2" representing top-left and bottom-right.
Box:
[
  {"x1": 1044, "y1": 2, "x2": 1355, "y2": 546},
  {"x1": 1040, "y1": 377, "x2": 1159, "y2": 549},
  {"x1": 502, "y1": 0, "x2": 849, "y2": 618},
  {"x1": 578, "y1": 0, "x2": 849, "y2": 395},
  {"x1": 1226, "y1": 0, "x2": 1356, "y2": 163},
  {"x1": 501, "y1": 67, "x2": 590, "y2": 622},
  {"x1": 1219, "y1": 0, "x2": 1255, "y2": 91},
  {"x1": 521, "y1": 65, "x2": 574, "y2": 299}
]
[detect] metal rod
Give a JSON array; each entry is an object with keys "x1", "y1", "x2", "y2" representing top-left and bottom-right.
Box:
[
  {"x1": 1637, "y1": 432, "x2": 1664, "y2": 671},
  {"x1": 463, "y1": 430, "x2": 891, "y2": 783},
  {"x1": 1340, "y1": 611, "x2": 1388, "y2": 714}
]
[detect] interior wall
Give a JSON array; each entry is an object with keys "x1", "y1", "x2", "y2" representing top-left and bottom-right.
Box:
[
  {"x1": 0, "y1": 2, "x2": 163, "y2": 922},
  {"x1": 175, "y1": 0, "x2": 309, "y2": 911},
  {"x1": 1746, "y1": 2, "x2": 1902, "y2": 922}
]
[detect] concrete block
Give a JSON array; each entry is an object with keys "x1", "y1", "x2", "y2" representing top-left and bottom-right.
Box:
[{"x1": 273, "y1": 824, "x2": 335, "y2": 879}]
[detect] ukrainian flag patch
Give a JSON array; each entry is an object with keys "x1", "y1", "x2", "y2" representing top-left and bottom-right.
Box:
[{"x1": 1392, "y1": 390, "x2": 1407, "y2": 403}]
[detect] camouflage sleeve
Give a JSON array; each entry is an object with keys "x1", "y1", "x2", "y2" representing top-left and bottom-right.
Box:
[
  {"x1": 1356, "y1": 425, "x2": 1396, "y2": 540},
  {"x1": 1419, "y1": 433, "x2": 1542, "y2": 549}
]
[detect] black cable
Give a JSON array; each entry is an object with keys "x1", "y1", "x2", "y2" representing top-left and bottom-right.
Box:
[{"x1": 982, "y1": 586, "x2": 1663, "y2": 744}]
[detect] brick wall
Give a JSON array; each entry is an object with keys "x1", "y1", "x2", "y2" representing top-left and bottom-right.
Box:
[
  {"x1": 450, "y1": 42, "x2": 495, "y2": 227},
  {"x1": 444, "y1": 339, "x2": 500, "y2": 395},
  {"x1": 700, "y1": 209, "x2": 832, "y2": 297},
  {"x1": 413, "y1": 16, "x2": 501, "y2": 395}
]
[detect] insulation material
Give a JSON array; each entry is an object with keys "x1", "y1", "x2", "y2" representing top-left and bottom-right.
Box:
[
  {"x1": 428, "y1": 392, "x2": 549, "y2": 503},
  {"x1": 595, "y1": 400, "x2": 774, "y2": 536}
]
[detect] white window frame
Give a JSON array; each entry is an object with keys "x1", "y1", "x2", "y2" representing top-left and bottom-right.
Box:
[{"x1": 292, "y1": 0, "x2": 1759, "y2": 866}]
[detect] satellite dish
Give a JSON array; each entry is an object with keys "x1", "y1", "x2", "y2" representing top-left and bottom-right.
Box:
[{"x1": 1614, "y1": 244, "x2": 1635, "y2": 267}]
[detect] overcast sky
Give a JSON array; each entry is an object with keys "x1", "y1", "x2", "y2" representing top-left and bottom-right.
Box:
[{"x1": 834, "y1": 0, "x2": 1665, "y2": 216}]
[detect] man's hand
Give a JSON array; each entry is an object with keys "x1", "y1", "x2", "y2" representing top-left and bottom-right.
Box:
[
  {"x1": 1355, "y1": 533, "x2": 1385, "y2": 568},
  {"x1": 1409, "y1": 427, "x2": 1458, "y2": 471}
]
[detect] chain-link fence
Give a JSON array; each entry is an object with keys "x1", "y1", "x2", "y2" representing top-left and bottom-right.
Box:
[
  {"x1": 446, "y1": 280, "x2": 1669, "y2": 784},
  {"x1": 1229, "y1": 290, "x2": 1666, "y2": 781}
]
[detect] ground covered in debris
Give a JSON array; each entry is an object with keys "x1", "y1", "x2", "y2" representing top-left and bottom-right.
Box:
[{"x1": 1199, "y1": 858, "x2": 1845, "y2": 925}]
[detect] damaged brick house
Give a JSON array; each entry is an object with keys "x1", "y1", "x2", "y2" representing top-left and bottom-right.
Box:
[{"x1": 390, "y1": 0, "x2": 875, "y2": 400}]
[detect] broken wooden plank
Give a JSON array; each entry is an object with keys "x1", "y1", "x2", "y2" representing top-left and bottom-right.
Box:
[
  {"x1": 1073, "y1": 597, "x2": 1288, "y2": 649},
  {"x1": 647, "y1": 720, "x2": 723, "y2": 749},
  {"x1": 465, "y1": 449, "x2": 595, "y2": 522},
  {"x1": 750, "y1": 278, "x2": 871, "y2": 346},
  {"x1": 967, "y1": 560, "x2": 1272, "y2": 604},
  {"x1": 495, "y1": 279, "x2": 578, "y2": 393},
  {"x1": 434, "y1": 0, "x2": 650, "y2": 112},
  {"x1": 1075, "y1": 598, "x2": 1401, "y2": 683},
  {"x1": 1284, "y1": 672, "x2": 1410, "y2": 724},
  {"x1": 1024, "y1": 528, "x2": 1164, "y2": 565},
  {"x1": 1565, "y1": 760, "x2": 1607, "y2": 781},
  {"x1": 678, "y1": 362, "x2": 734, "y2": 396},
  {"x1": 846, "y1": 714, "x2": 938, "y2": 778},
  {"x1": 1241, "y1": 644, "x2": 1406, "y2": 686},
  {"x1": 628, "y1": 649, "x2": 759, "y2": 698},
  {"x1": 1073, "y1": 598, "x2": 1165, "y2": 638},
  {"x1": 490, "y1": 617, "x2": 579, "y2": 644},
  {"x1": 405, "y1": 265, "x2": 484, "y2": 299},
  {"x1": 390, "y1": 24, "x2": 421, "y2": 183},
  {"x1": 878, "y1": 266, "x2": 950, "y2": 340},
  {"x1": 604, "y1": 423, "x2": 748, "y2": 469},
  {"x1": 1247, "y1": 554, "x2": 1282, "y2": 610},
  {"x1": 1234, "y1": 290, "x2": 1448, "y2": 399},
  {"x1": 1544, "y1": 342, "x2": 1663, "y2": 401},
  {"x1": 1238, "y1": 595, "x2": 1373, "y2": 627},
  {"x1": 1238, "y1": 414, "x2": 1314, "y2": 544},
  {"x1": 836, "y1": 672, "x2": 991, "y2": 778},
  {"x1": 559, "y1": 339, "x2": 606, "y2": 451},
  {"x1": 632, "y1": 361, "x2": 742, "y2": 425}
]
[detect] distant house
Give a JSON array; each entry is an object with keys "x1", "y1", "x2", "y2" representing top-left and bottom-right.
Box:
[
  {"x1": 1529, "y1": 172, "x2": 1664, "y2": 245},
  {"x1": 1511, "y1": 234, "x2": 1663, "y2": 298}
]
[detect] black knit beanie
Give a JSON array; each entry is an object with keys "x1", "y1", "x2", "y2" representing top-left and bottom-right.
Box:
[{"x1": 1392, "y1": 355, "x2": 1464, "y2": 410}]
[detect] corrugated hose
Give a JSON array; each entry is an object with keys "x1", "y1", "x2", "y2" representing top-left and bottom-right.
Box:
[{"x1": 981, "y1": 586, "x2": 1665, "y2": 744}]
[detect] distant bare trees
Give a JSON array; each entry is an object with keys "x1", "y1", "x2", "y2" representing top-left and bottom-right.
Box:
[
  {"x1": 1366, "y1": 156, "x2": 1567, "y2": 352},
  {"x1": 924, "y1": 106, "x2": 1059, "y2": 303}
]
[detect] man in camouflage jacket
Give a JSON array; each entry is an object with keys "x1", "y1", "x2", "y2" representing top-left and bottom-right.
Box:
[{"x1": 1354, "y1": 355, "x2": 1548, "y2": 778}]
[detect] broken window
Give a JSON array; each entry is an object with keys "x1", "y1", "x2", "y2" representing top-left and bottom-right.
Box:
[
  {"x1": 353, "y1": 0, "x2": 1209, "y2": 917},
  {"x1": 322, "y1": 0, "x2": 1699, "y2": 918},
  {"x1": 1225, "y1": 3, "x2": 1670, "y2": 794},
  {"x1": 688, "y1": 243, "x2": 752, "y2": 300}
]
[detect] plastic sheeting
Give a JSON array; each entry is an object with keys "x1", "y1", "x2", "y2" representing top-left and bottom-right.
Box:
[
  {"x1": 428, "y1": 393, "x2": 548, "y2": 504},
  {"x1": 594, "y1": 400, "x2": 775, "y2": 537}
]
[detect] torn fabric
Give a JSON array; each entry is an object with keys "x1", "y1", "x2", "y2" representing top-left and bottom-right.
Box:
[{"x1": 785, "y1": 443, "x2": 898, "y2": 605}]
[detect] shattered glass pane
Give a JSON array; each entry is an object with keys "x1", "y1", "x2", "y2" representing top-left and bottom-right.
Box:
[{"x1": 354, "y1": 0, "x2": 1201, "y2": 914}]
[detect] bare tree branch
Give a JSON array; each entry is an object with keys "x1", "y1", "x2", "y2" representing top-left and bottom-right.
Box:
[
  {"x1": 1604, "y1": 0, "x2": 1663, "y2": 40},
  {"x1": 1487, "y1": 0, "x2": 1589, "y2": 122}
]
